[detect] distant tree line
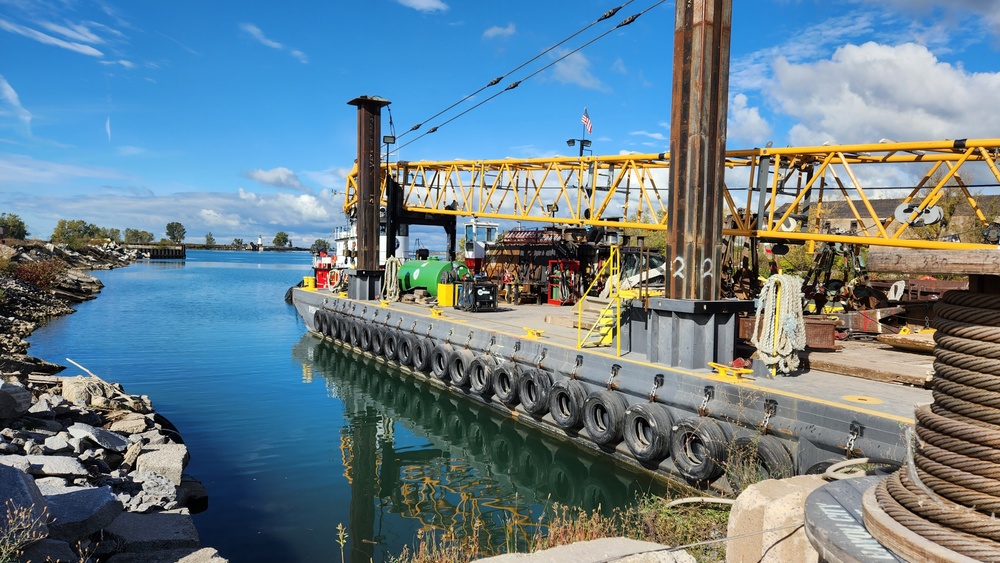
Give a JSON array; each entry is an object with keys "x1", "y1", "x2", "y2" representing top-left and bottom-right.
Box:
[{"x1": 2, "y1": 214, "x2": 309, "y2": 251}]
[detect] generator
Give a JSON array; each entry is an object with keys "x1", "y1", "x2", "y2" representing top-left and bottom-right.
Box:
[{"x1": 455, "y1": 280, "x2": 498, "y2": 312}]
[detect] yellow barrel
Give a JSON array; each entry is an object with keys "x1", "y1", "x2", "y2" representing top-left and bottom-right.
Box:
[
  {"x1": 437, "y1": 283, "x2": 455, "y2": 307},
  {"x1": 303, "y1": 276, "x2": 316, "y2": 290}
]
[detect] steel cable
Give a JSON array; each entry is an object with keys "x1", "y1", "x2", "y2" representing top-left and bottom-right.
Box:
[{"x1": 867, "y1": 290, "x2": 1000, "y2": 559}]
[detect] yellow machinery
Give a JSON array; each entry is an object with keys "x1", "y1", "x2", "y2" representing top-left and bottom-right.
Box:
[{"x1": 344, "y1": 138, "x2": 1000, "y2": 251}]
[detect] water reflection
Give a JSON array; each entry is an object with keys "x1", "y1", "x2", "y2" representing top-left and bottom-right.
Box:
[{"x1": 291, "y1": 334, "x2": 669, "y2": 561}]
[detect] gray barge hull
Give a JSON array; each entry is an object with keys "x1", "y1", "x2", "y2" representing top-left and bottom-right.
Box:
[{"x1": 292, "y1": 287, "x2": 926, "y2": 491}]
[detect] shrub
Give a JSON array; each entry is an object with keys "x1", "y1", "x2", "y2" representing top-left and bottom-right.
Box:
[
  {"x1": 0, "y1": 500, "x2": 48, "y2": 562},
  {"x1": 11, "y1": 259, "x2": 67, "y2": 291}
]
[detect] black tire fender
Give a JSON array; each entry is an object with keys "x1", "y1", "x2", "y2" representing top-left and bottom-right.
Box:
[
  {"x1": 370, "y1": 325, "x2": 385, "y2": 356},
  {"x1": 430, "y1": 343, "x2": 454, "y2": 380},
  {"x1": 518, "y1": 368, "x2": 553, "y2": 416},
  {"x1": 313, "y1": 310, "x2": 326, "y2": 335},
  {"x1": 583, "y1": 390, "x2": 629, "y2": 446},
  {"x1": 549, "y1": 379, "x2": 587, "y2": 430},
  {"x1": 623, "y1": 402, "x2": 674, "y2": 464},
  {"x1": 670, "y1": 417, "x2": 728, "y2": 484},
  {"x1": 727, "y1": 434, "x2": 794, "y2": 493},
  {"x1": 396, "y1": 333, "x2": 415, "y2": 366},
  {"x1": 447, "y1": 349, "x2": 476, "y2": 387},
  {"x1": 493, "y1": 362, "x2": 522, "y2": 407},
  {"x1": 410, "y1": 338, "x2": 434, "y2": 373},
  {"x1": 323, "y1": 312, "x2": 337, "y2": 339},
  {"x1": 359, "y1": 322, "x2": 373, "y2": 352},
  {"x1": 468, "y1": 356, "x2": 498, "y2": 397},
  {"x1": 349, "y1": 319, "x2": 362, "y2": 347},
  {"x1": 382, "y1": 330, "x2": 400, "y2": 362}
]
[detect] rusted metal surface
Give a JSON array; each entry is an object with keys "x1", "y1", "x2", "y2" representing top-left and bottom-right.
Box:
[
  {"x1": 666, "y1": 0, "x2": 733, "y2": 300},
  {"x1": 739, "y1": 315, "x2": 841, "y2": 350},
  {"x1": 347, "y1": 95, "x2": 390, "y2": 271}
]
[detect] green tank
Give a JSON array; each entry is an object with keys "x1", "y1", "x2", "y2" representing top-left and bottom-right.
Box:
[{"x1": 397, "y1": 258, "x2": 469, "y2": 297}]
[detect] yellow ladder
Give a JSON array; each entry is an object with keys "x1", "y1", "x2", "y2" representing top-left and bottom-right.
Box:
[{"x1": 577, "y1": 246, "x2": 621, "y2": 356}]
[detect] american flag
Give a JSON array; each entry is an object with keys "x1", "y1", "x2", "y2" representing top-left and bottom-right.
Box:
[{"x1": 581, "y1": 108, "x2": 592, "y2": 134}]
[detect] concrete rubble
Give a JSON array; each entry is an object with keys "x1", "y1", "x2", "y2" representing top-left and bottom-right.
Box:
[{"x1": 0, "y1": 241, "x2": 226, "y2": 562}]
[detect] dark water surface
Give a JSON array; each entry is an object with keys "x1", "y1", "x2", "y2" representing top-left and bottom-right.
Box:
[{"x1": 27, "y1": 250, "x2": 667, "y2": 562}]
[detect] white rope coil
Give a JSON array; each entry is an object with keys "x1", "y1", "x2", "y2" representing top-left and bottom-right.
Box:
[
  {"x1": 751, "y1": 273, "x2": 807, "y2": 374},
  {"x1": 382, "y1": 256, "x2": 402, "y2": 301}
]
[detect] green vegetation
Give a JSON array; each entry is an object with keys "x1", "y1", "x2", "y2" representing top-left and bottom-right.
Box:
[
  {"x1": 0, "y1": 213, "x2": 29, "y2": 240},
  {"x1": 273, "y1": 231, "x2": 289, "y2": 247},
  {"x1": 205, "y1": 232, "x2": 216, "y2": 246},
  {"x1": 312, "y1": 238, "x2": 329, "y2": 253},
  {"x1": 50, "y1": 219, "x2": 101, "y2": 248},
  {"x1": 232, "y1": 238, "x2": 244, "y2": 247},
  {"x1": 165, "y1": 222, "x2": 186, "y2": 243},
  {"x1": 388, "y1": 496, "x2": 730, "y2": 563},
  {"x1": 124, "y1": 228, "x2": 155, "y2": 244}
]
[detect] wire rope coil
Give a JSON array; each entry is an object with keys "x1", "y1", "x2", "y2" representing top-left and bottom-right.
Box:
[
  {"x1": 750, "y1": 273, "x2": 806, "y2": 374},
  {"x1": 865, "y1": 290, "x2": 1000, "y2": 561},
  {"x1": 382, "y1": 256, "x2": 402, "y2": 301}
]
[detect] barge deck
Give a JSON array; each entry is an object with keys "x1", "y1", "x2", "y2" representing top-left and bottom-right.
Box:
[{"x1": 292, "y1": 287, "x2": 929, "y2": 492}]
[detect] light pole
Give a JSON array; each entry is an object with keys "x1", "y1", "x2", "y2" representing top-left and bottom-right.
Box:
[{"x1": 566, "y1": 138, "x2": 592, "y2": 157}]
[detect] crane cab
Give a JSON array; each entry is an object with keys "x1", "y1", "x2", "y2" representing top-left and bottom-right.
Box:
[{"x1": 464, "y1": 219, "x2": 498, "y2": 274}]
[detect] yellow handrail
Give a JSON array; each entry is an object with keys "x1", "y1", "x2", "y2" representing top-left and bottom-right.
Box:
[{"x1": 577, "y1": 246, "x2": 621, "y2": 355}]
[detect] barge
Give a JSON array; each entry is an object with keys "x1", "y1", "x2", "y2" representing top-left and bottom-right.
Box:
[{"x1": 291, "y1": 285, "x2": 928, "y2": 492}]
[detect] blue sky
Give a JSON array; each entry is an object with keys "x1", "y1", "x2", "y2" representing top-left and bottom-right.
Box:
[{"x1": 2, "y1": 0, "x2": 1000, "y2": 247}]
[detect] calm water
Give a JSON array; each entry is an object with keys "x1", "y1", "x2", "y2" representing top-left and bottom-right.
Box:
[{"x1": 27, "y1": 250, "x2": 667, "y2": 562}]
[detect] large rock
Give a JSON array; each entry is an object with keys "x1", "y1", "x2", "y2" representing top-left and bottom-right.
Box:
[
  {"x1": 136, "y1": 444, "x2": 189, "y2": 485},
  {"x1": 0, "y1": 454, "x2": 88, "y2": 477},
  {"x1": 106, "y1": 547, "x2": 228, "y2": 563},
  {"x1": 0, "y1": 464, "x2": 49, "y2": 538},
  {"x1": 0, "y1": 381, "x2": 32, "y2": 418},
  {"x1": 45, "y1": 485, "x2": 124, "y2": 541},
  {"x1": 68, "y1": 422, "x2": 130, "y2": 452},
  {"x1": 16, "y1": 538, "x2": 79, "y2": 563},
  {"x1": 103, "y1": 509, "x2": 201, "y2": 552},
  {"x1": 726, "y1": 475, "x2": 825, "y2": 563}
]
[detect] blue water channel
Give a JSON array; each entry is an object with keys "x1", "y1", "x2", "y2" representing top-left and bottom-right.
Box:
[{"x1": 26, "y1": 250, "x2": 669, "y2": 562}]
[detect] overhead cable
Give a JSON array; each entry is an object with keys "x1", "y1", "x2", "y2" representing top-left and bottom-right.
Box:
[
  {"x1": 394, "y1": 0, "x2": 665, "y2": 155},
  {"x1": 396, "y1": 1, "x2": 635, "y2": 142}
]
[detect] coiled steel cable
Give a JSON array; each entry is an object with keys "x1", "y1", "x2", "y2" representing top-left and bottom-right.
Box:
[{"x1": 868, "y1": 290, "x2": 1000, "y2": 561}]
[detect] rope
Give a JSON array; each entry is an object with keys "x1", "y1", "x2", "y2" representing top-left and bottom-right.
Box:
[
  {"x1": 750, "y1": 274, "x2": 806, "y2": 374},
  {"x1": 382, "y1": 256, "x2": 402, "y2": 302},
  {"x1": 867, "y1": 290, "x2": 1000, "y2": 561}
]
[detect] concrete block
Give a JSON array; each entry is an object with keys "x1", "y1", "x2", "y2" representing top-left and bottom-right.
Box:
[
  {"x1": 106, "y1": 547, "x2": 228, "y2": 563},
  {"x1": 477, "y1": 537, "x2": 688, "y2": 563},
  {"x1": 0, "y1": 381, "x2": 31, "y2": 418},
  {"x1": 68, "y1": 422, "x2": 130, "y2": 452},
  {"x1": 136, "y1": 444, "x2": 189, "y2": 485},
  {"x1": 104, "y1": 509, "x2": 201, "y2": 552},
  {"x1": 17, "y1": 538, "x2": 78, "y2": 562},
  {"x1": 726, "y1": 475, "x2": 825, "y2": 563},
  {"x1": 0, "y1": 454, "x2": 88, "y2": 477},
  {"x1": 45, "y1": 485, "x2": 123, "y2": 541}
]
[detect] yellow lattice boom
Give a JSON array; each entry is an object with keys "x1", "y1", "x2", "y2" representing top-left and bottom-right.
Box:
[{"x1": 344, "y1": 138, "x2": 1000, "y2": 250}]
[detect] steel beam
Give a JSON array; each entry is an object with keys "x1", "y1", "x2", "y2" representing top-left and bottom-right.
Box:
[
  {"x1": 347, "y1": 95, "x2": 391, "y2": 271},
  {"x1": 666, "y1": 0, "x2": 732, "y2": 300}
]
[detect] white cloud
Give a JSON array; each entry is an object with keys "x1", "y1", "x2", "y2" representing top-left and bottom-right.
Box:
[
  {"x1": 630, "y1": 130, "x2": 665, "y2": 141},
  {"x1": 768, "y1": 42, "x2": 1000, "y2": 145},
  {"x1": 38, "y1": 21, "x2": 105, "y2": 44},
  {"x1": 0, "y1": 153, "x2": 126, "y2": 184},
  {"x1": 199, "y1": 209, "x2": 244, "y2": 228},
  {"x1": 551, "y1": 51, "x2": 605, "y2": 91},
  {"x1": 117, "y1": 146, "x2": 146, "y2": 156},
  {"x1": 0, "y1": 75, "x2": 32, "y2": 134},
  {"x1": 302, "y1": 167, "x2": 351, "y2": 191},
  {"x1": 727, "y1": 93, "x2": 771, "y2": 146},
  {"x1": 611, "y1": 58, "x2": 628, "y2": 75},
  {"x1": 483, "y1": 23, "x2": 515, "y2": 40},
  {"x1": 239, "y1": 23, "x2": 308, "y2": 64},
  {"x1": 0, "y1": 18, "x2": 103, "y2": 57},
  {"x1": 398, "y1": 0, "x2": 448, "y2": 12},
  {"x1": 245, "y1": 167, "x2": 306, "y2": 191},
  {"x1": 99, "y1": 59, "x2": 135, "y2": 69},
  {"x1": 105, "y1": 116, "x2": 111, "y2": 142}
]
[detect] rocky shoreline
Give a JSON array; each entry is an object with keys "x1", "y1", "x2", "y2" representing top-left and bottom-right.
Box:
[{"x1": 1, "y1": 242, "x2": 226, "y2": 562}]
